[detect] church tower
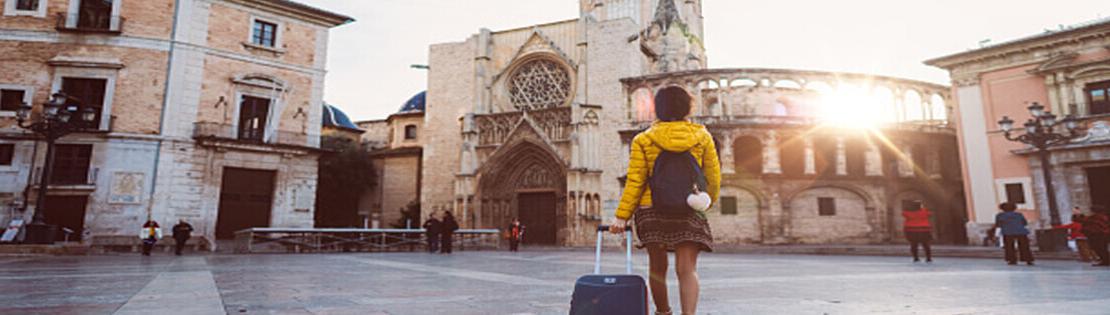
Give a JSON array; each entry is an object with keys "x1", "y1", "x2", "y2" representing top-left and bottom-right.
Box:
[{"x1": 580, "y1": 0, "x2": 706, "y2": 73}]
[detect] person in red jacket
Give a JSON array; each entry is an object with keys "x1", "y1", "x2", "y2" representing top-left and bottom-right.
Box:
[
  {"x1": 902, "y1": 202, "x2": 933, "y2": 263},
  {"x1": 1053, "y1": 211, "x2": 1092, "y2": 262}
]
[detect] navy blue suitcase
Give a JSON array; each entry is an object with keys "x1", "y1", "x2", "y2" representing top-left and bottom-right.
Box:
[{"x1": 569, "y1": 226, "x2": 648, "y2": 315}]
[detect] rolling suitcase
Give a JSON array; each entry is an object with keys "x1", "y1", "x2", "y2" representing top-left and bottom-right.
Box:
[{"x1": 569, "y1": 225, "x2": 648, "y2": 315}]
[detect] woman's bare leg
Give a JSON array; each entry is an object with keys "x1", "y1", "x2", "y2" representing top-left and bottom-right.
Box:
[
  {"x1": 674, "y1": 242, "x2": 701, "y2": 315},
  {"x1": 646, "y1": 243, "x2": 670, "y2": 313}
]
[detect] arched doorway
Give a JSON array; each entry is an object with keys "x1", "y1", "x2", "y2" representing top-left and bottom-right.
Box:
[
  {"x1": 476, "y1": 141, "x2": 567, "y2": 245},
  {"x1": 733, "y1": 136, "x2": 762, "y2": 177}
]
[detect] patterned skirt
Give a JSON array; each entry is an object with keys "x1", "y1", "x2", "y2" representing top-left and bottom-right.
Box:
[{"x1": 633, "y1": 207, "x2": 713, "y2": 252}]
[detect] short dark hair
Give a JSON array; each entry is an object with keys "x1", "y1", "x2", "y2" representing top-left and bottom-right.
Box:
[
  {"x1": 999, "y1": 202, "x2": 1016, "y2": 212},
  {"x1": 654, "y1": 86, "x2": 692, "y2": 122}
]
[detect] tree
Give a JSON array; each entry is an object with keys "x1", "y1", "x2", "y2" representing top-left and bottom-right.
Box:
[{"x1": 315, "y1": 135, "x2": 375, "y2": 227}]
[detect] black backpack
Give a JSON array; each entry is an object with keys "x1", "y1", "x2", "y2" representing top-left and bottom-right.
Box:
[{"x1": 648, "y1": 144, "x2": 708, "y2": 213}]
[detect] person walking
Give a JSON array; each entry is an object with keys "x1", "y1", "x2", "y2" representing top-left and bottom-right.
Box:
[
  {"x1": 1053, "y1": 212, "x2": 1092, "y2": 262},
  {"x1": 1082, "y1": 205, "x2": 1110, "y2": 267},
  {"x1": 507, "y1": 218, "x2": 525, "y2": 252},
  {"x1": 171, "y1": 219, "x2": 193, "y2": 256},
  {"x1": 902, "y1": 202, "x2": 933, "y2": 263},
  {"x1": 140, "y1": 219, "x2": 161, "y2": 256},
  {"x1": 988, "y1": 202, "x2": 1034, "y2": 266},
  {"x1": 440, "y1": 211, "x2": 459, "y2": 254},
  {"x1": 422, "y1": 213, "x2": 442, "y2": 253},
  {"x1": 610, "y1": 86, "x2": 720, "y2": 315}
]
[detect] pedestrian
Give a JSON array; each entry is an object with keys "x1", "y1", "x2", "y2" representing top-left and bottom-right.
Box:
[
  {"x1": 171, "y1": 219, "x2": 193, "y2": 256},
  {"x1": 507, "y1": 218, "x2": 525, "y2": 252},
  {"x1": 610, "y1": 86, "x2": 720, "y2": 315},
  {"x1": 1082, "y1": 205, "x2": 1110, "y2": 267},
  {"x1": 140, "y1": 219, "x2": 161, "y2": 256},
  {"x1": 422, "y1": 212, "x2": 442, "y2": 253},
  {"x1": 988, "y1": 202, "x2": 1034, "y2": 266},
  {"x1": 440, "y1": 211, "x2": 459, "y2": 254},
  {"x1": 902, "y1": 202, "x2": 933, "y2": 263},
  {"x1": 1053, "y1": 212, "x2": 1092, "y2": 262}
]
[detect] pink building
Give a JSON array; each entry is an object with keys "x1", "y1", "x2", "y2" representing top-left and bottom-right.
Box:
[{"x1": 927, "y1": 18, "x2": 1110, "y2": 242}]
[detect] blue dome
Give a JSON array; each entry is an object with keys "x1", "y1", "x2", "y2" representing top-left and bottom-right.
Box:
[
  {"x1": 399, "y1": 91, "x2": 425, "y2": 112},
  {"x1": 322, "y1": 103, "x2": 361, "y2": 131}
]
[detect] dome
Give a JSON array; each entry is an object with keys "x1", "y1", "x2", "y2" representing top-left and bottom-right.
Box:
[
  {"x1": 322, "y1": 103, "x2": 362, "y2": 131},
  {"x1": 399, "y1": 91, "x2": 425, "y2": 113}
]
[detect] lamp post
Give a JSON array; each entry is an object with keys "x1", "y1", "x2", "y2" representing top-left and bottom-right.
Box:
[
  {"x1": 997, "y1": 102, "x2": 1083, "y2": 251},
  {"x1": 16, "y1": 92, "x2": 96, "y2": 244}
]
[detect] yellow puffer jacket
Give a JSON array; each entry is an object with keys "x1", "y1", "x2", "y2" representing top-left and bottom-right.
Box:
[{"x1": 615, "y1": 121, "x2": 721, "y2": 220}]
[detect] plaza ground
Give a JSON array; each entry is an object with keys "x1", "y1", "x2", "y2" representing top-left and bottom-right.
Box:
[{"x1": 2, "y1": 250, "x2": 1110, "y2": 315}]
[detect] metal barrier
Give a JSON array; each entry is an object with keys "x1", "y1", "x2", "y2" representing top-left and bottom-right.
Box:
[{"x1": 233, "y1": 228, "x2": 501, "y2": 253}]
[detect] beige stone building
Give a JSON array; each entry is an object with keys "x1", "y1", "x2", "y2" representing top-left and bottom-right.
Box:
[
  {"x1": 361, "y1": 0, "x2": 968, "y2": 246},
  {"x1": 356, "y1": 92, "x2": 425, "y2": 228},
  {"x1": 0, "y1": 0, "x2": 351, "y2": 248}
]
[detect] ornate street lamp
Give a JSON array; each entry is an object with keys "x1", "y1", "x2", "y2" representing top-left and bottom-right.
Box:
[
  {"x1": 16, "y1": 92, "x2": 95, "y2": 244},
  {"x1": 997, "y1": 102, "x2": 1083, "y2": 250}
]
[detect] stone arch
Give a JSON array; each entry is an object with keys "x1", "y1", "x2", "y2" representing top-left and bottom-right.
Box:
[
  {"x1": 475, "y1": 138, "x2": 567, "y2": 244},
  {"x1": 784, "y1": 184, "x2": 876, "y2": 243},
  {"x1": 733, "y1": 135, "x2": 762, "y2": 177}
]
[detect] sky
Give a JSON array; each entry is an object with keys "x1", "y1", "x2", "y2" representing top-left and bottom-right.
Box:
[{"x1": 297, "y1": 0, "x2": 1108, "y2": 122}]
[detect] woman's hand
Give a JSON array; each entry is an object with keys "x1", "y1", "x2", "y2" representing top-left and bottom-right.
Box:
[{"x1": 609, "y1": 218, "x2": 628, "y2": 234}]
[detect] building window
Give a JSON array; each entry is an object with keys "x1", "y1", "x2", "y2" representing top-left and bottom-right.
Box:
[
  {"x1": 238, "y1": 96, "x2": 271, "y2": 142},
  {"x1": 1004, "y1": 183, "x2": 1026, "y2": 204},
  {"x1": 1087, "y1": 80, "x2": 1110, "y2": 116},
  {"x1": 507, "y1": 58, "x2": 572, "y2": 110},
  {"x1": 252, "y1": 19, "x2": 278, "y2": 47},
  {"x1": 51, "y1": 144, "x2": 92, "y2": 185},
  {"x1": 61, "y1": 78, "x2": 107, "y2": 129},
  {"x1": 719, "y1": 196, "x2": 738, "y2": 215},
  {"x1": 818, "y1": 197, "x2": 836, "y2": 216},
  {"x1": 1, "y1": 89, "x2": 27, "y2": 112},
  {"x1": 0, "y1": 144, "x2": 13, "y2": 166},
  {"x1": 16, "y1": 0, "x2": 38, "y2": 11},
  {"x1": 404, "y1": 125, "x2": 417, "y2": 140},
  {"x1": 5, "y1": 0, "x2": 46, "y2": 17},
  {"x1": 76, "y1": 0, "x2": 114, "y2": 30}
]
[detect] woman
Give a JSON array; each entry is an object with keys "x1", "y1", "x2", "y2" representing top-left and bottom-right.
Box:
[
  {"x1": 1053, "y1": 212, "x2": 1092, "y2": 262},
  {"x1": 440, "y1": 211, "x2": 459, "y2": 254},
  {"x1": 610, "y1": 86, "x2": 720, "y2": 315},
  {"x1": 507, "y1": 218, "x2": 525, "y2": 252},
  {"x1": 140, "y1": 219, "x2": 161, "y2": 256},
  {"x1": 902, "y1": 203, "x2": 933, "y2": 263}
]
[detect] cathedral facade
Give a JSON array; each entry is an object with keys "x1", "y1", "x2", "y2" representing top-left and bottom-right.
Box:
[{"x1": 404, "y1": 0, "x2": 967, "y2": 246}]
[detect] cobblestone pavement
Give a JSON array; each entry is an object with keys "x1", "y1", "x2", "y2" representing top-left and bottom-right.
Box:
[{"x1": 3, "y1": 250, "x2": 1110, "y2": 315}]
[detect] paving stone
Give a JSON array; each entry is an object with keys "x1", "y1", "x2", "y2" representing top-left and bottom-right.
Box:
[{"x1": 3, "y1": 251, "x2": 1110, "y2": 314}]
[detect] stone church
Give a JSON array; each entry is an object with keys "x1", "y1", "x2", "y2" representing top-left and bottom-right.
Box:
[{"x1": 365, "y1": 0, "x2": 968, "y2": 246}]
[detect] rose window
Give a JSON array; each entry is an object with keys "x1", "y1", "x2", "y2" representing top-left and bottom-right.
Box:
[{"x1": 508, "y1": 59, "x2": 572, "y2": 111}]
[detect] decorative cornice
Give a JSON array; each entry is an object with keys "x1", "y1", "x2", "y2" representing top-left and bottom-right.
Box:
[
  {"x1": 47, "y1": 56, "x2": 124, "y2": 69},
  {"x1": 221, "y1": 0, "x2": 354, "y2": 27},
  {"x1": 926, "y1": 18, "x2": 1110, "y2": 70}
]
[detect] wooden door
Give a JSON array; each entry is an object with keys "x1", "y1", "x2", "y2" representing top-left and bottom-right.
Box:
[
  {"x1": 44, "y1": 195, "x2": 88, "y2": 242},
  {"x1": 216, "y1": 168, "x2": 275, "y2": 239},
  {"x1": 517, "y1": 192, "x2": 556, "y2": 245}
]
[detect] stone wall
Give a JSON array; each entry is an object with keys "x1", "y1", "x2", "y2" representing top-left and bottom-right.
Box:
[
  {"x1": 424, "y1": 40, "x2": 475, "y2": 219},
  {"x1": 379, "y1": 155, "x2": 420, "y2": 228}
]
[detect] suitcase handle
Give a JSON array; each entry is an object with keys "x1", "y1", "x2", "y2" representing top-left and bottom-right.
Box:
[{"x1": 594, "y1": 225, "x2": 633, "y2": 275}]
